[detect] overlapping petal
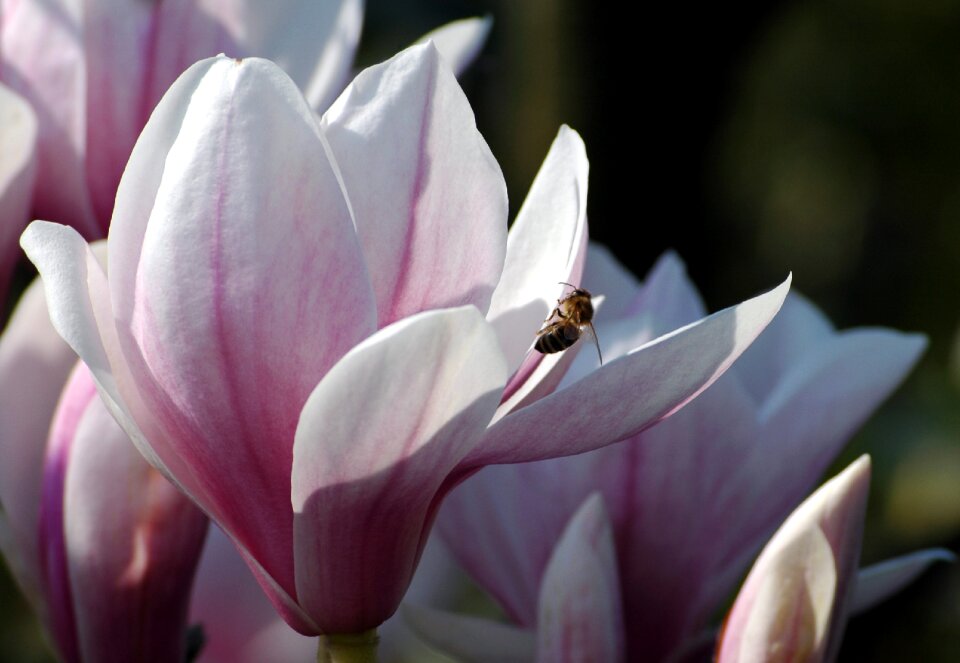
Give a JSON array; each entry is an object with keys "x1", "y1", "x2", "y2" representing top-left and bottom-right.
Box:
[
  {"x1": 0, "y1": 278, "x2": 78, "y2": 610},
  {"x1": 488, "y1": 125, "x2": 589, "y2": 378},
  {"x1": 536, "y1": 494, "x2": 624, "y2": 663},
  {"x1": 62, "y1": 365, "x2": 208, "y2": 663},
  {"x1": 292, "y1": 306, "x2": 507, "y2": 632},
  {"x1": 118, "y1": 56, "x2": 375, "y2": 598},
  {"x1": 323, "y1": 43, "x2": 507, "y2": 328},
  {"x1": 438, "y1": 248, "x2": 927, "y2": 661},
  {"x1": 465, "y1": 273, "x2": 791, "y2": 466}
]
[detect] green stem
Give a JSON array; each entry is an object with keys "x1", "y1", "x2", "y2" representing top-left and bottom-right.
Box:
[{"x1": 317, "y1": 630, "x2": 379, "y2": 663}]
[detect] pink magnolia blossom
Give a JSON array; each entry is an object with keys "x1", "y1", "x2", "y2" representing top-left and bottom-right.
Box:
[
  {"x1": 410, "y1": 460, "x2": 950, "y2": 662},
  {"x1": 0, "y1": 0, "x2": 490, "y2": 245},
  {"x1": 426, "y1": 247, "x2": 935, "y2": 661},
  {"x1": 0, "y1": 277, "x2": 207, "y2": 662},
  {"x1": 21, "y1": 45, "x2": 789, "y2": 637}
]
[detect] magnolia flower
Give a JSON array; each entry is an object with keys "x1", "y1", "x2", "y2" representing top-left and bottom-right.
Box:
[
  {"x1": 0, "y1": 277, "x2": 208, "y2": 662},
  {"x1": 410, "y1": 460, "x2": 951, "y2": 663},
  {"x1": 425, "y1": 247, "x2": 933, "y2": 661},
  {"x1": 21, "y1": 44, "x2": 789, "y2": 648},
  {"x1": 0, "y1": 0, "x2": 490, "y2": 239}
]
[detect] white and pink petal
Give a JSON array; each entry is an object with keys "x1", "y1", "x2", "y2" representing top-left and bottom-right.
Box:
[
  {"x1": 63, "y1": 365, "x2": 207, "y2": 662},
  {"x1": 0, "y1": 278, "x2": 77, "y2": 608},
  {"x1": 292, "y1": 305, "x2": 507, "y2": 632},
  {"x1": 487, "y1": 126, "x2": 589, "y2": 376},
  {"x1": 109, "y1": 56, "x2": 376, "y2": 598},
  {"x1": 536, "y1": 493, "x2": 624, "y2": 663},
  {"x1": 323, "y1": 43, "x2": 507, "y2": 328},
  {"x1": 716, "y1": 456, "x2": 871, "y2": 663},
  {"x1": 465, "y1": 274, "x2": 791, "y2": 466}
]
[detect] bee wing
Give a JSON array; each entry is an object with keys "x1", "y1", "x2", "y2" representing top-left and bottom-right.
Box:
[
  {"x1": 535, "y1": 319, "x2": 562, "y2": 339},
  {"x1": 562, "y1": 323, "x2": 581, "y2": 341}
]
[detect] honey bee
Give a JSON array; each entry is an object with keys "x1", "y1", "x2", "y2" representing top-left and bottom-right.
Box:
[{"x1": 534, "y1": 282, "x2": 603, "y2": 364}]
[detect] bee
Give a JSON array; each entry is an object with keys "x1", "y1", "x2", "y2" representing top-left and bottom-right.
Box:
[{"x1": 534, "y1": 282, "x2": 603, "y2": 365}]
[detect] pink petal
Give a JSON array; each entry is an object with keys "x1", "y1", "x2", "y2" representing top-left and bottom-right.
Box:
[
  {"x1": 23, "y1": 224, "x2": 309, "y2": 635},
  {"x1": 850, "y1": 548, "x2": 955, "y2": 615},
  {"x1": 110, "y1": 56, "x2": 375, "y2": 598},
  {"x1": 717, "y1": 456, "x2": 871, "y2": 663},
  {"x1": 404, "y1": 604, "x2": 535, "y2": 663},
  {"x1": 559, "y1": 251, "x2": 705, "y2": 388},
  {"x1": 732, "y1": 293, "x2": 835, "y2": 401},
  {"x1": 620, "y1": 251, "x2": 706, "y2": 331},
  {"x1": 438, "y1": 460, "x2": 566, "y2": 627},
  {"x1": 465, "y1": 274, "x2": 791, "y2": 466},
  {"x1": 0, "y1": 278, "x2": 76, "y2": 610},
  {"x1": 292, "y1": 306, "x2": 507, "y2": 632},
  {"x1": 37, "y1": 362, "x2": 96, "y2": 662},
  {"x1": 598, "y1": 326, "x2": 920, "y2": 659},
  {"x1": 0, "y1": 82, "x2": 37, "y2": 298},
  {"x1": 537, "y1": 494, "x2": 624, "y2": 663},
  {"x1": 20, "y1": 224, "x2": 171, "y2": 481},
  {"x1": 62, "y1": 365, "x2": 208, "y2": 663},
  {"x1": 487, "y1": 126, "x2": 589, "y2": 375},
  {"x1": 607, "y1": 376, "x2": 760, "y2": 660},
  {"x1": 417, "y1": 16, "x2": 494, "y2": 76},
  {"x1": 1, "y1": 0, "x2": 99, "y2": 236},
  {"x1": 323, "y1": 43, "x2": 508, "y2": 328},
  {"x1": 443, "y1": 373, "x2": 754, "y2": 660},
  {"x1": 580, "y1": 243, "x2": 642, "y2": 322}
]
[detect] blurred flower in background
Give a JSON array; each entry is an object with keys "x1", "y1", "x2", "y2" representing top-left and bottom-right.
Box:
[
  {"x1": 0, "y1": 276, "x2": 207, "y2": 662},
  {"x1": 407, "y1": 245, "x2": 945, "y2": 661},
  {"x1": 0, "y1": 0, "x2": 491, "y2": 307},
  {"x1": 0, "y1": 0, "x2": 363, "y2": 237}
]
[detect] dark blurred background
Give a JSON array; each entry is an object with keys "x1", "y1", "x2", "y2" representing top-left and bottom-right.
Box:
[{"x1": 3, "y1": 0, "x2": 960, "y2": 659}]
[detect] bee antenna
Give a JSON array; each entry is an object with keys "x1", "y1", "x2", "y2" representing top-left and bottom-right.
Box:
[{"x1": 558, "y1": 281, "x2": 577, "y2": 289}]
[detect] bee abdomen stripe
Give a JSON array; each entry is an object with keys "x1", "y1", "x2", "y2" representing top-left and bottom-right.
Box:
[{"x1": 536, "y1": 332, "x2": 575, "y2": 354}]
